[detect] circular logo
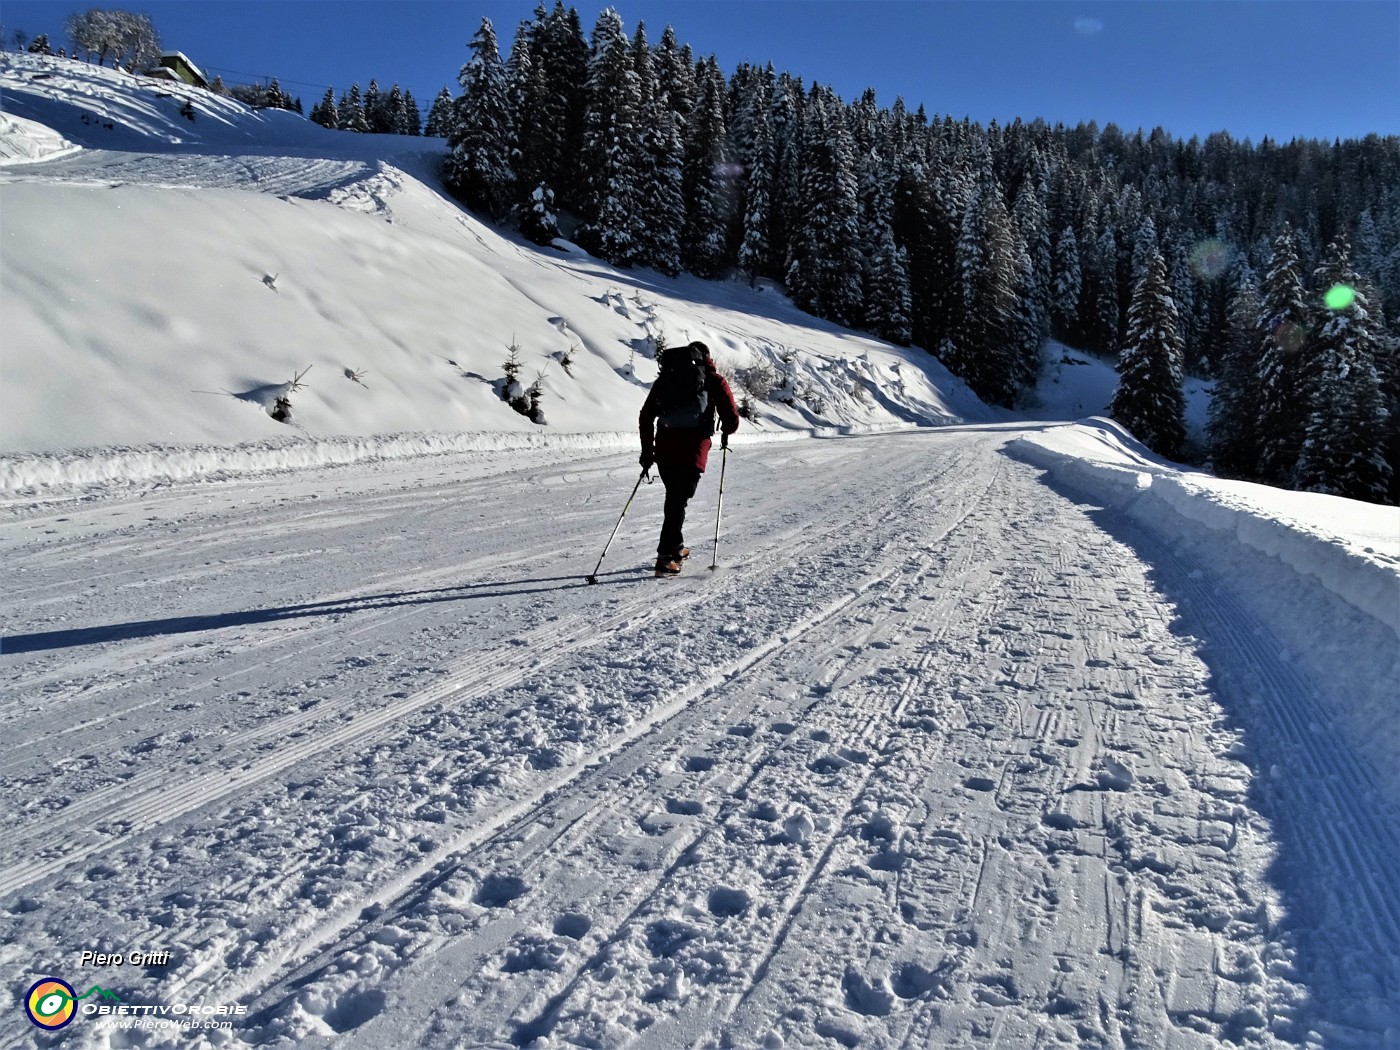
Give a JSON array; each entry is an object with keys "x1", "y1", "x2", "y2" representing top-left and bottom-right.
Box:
[{"x1": 25, "y1": 978, "x2": 77, "y2": 1030}]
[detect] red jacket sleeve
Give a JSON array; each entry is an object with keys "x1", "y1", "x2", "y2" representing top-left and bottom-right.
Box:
[{"x1": 708, "y1": 368, "x2": 741, "y2": 436}]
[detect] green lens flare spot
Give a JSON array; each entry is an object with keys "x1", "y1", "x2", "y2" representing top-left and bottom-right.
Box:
[{"x1": 1324, "y1": 284, "x2": 1356, "y2": 310}]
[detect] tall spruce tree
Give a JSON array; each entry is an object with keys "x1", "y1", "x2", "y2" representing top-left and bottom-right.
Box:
[
  {"x1": 1011, "y1": 232, "x2": 1045, "y2": 389},
  {"x1": 310, "y1": 88, "x2": 338, "y2": 130},
  {"x1": 924, "y1": 134, "x2": 974, "y2": 355},
  {"x1": 578, "y1": 8, "x2": 644, "y2": 265},
  {"x1": 446, "y1": 18, "x2": 516, "y2": 219},
  {"x1": 892, "y1": 137, "x2": 939, "y2": 349},
  {"x1": 364, "y1": 80, "x2": 387, "y2": 133},
  {"x1": 503, "y1": 21, "x2": 541, "y2": 195},
  {"x1": 735, "y1": 64, "x2": 776, "y2": 284},
  {"x1": 867, "y1": 224, "x2": 913, "y2": 345},
  {"x1": 1110, "y1": 250, "x2": 1187, "y2": 457},
  {"x1": 1013, "y1": 178, "x2": 1053, "y2": 349},
  {"x1": 1293, "y1": 240, "x2": 1393, "y2": 502},
  {"x1": 785, "y1": 85, "x2": 863, "y2": 326},
  {"x1": 947, "y1": 173, "x2": 1023, "y2": 406},
  {"x1": 424, "y1": 88, "x2": 454, "y2": 138},
  {"x1": 1207, "y1": 266, "x2": 1263, "y2": 477},
  {"x1": 1051, "y1": 224, "x2": 1081, "y2": 341},
  {"x1": 338, "y1": 84, "x2": 369, "y2": 133},
  {"x1": 633, "y1": 22, "x2": 683, "y2": 274},
  {"x1": 1091, "y1": 223, "x2": 1122, "y2": 354},
  {"x1": 526, "y1": 2, "x2": 588, "y2": 211},
  {"x1": 682, "y1": 57, "x2": 731, "y2": 277},
  {"x1": 1254, "y1": 226, "x2": 1312, "y2": 485}
]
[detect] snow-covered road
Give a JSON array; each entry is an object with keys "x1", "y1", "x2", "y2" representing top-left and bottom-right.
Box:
[{"x1": 3, "y1": 429, "x2": 1397, "y2": 1049}]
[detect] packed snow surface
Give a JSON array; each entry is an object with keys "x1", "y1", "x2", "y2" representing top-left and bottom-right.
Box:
[{"x1": 3, "y1": 51, "x2": 1399, "y2": 1050}]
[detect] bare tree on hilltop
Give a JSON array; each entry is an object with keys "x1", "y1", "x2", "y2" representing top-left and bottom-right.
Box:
[{"x1": 65, "y1": 8, "x2": 159, "y2": 69}]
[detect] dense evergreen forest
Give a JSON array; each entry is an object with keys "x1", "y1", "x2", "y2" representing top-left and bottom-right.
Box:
[{"x1": 440, "y1": 4, "x2": 1400, "y2": 504}]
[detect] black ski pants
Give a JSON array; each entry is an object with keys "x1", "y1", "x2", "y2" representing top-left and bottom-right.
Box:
[{"x1": 656, "y1": 463, "x2": 702, "y2": 558}]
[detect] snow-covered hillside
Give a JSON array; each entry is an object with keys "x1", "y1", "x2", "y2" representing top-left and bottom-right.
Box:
[
  {"x1": 3, "y1": 50, "x2": 1400, "y2": 1050},
  {"x1": 1, "y1": 52, "x2": 983, "y2": 489}
]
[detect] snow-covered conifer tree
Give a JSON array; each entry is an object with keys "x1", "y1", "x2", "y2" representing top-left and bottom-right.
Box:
[
  {"x1": 682, "y1": 57, "x2": 731, "y2": 278},
  {"x1": 400, "y1": 89, "x2": 421, "y2": 136},
  {"x1": 767, "y1": 72, "x2": 804, "y2": 281},
  {"x1": 1092, "y1": 224, "x2": 1121, "y2": 354},
  {"x1": 527, "y1": 2, "x2": 588, "y2": 210},
  {"x1": 866, "y1": 225, "x2": 913, "y2": 346},
  {"x1": 424, "y1": 88, "x2": 454, "y2": 138},
  {"x1": 893, "y1": 139, "x2": 938, "y2": 349},
  {"x1": 1051, "y1": 224, "x2": 1081, "y2": 342},
  {"x1": 736, "y1": 65, "x2": 776, "y2": 285},
  {"x1": 577, "y1": 8, "x2": 644, "y2": 266},
  {"x1": 338, "y1": 84, "x2": 369, "y2": 133},
  {"x1": 1109, "y1": 249, "x2": 1186, "y2": 457},
  {"x1": 504, "y1": 21, "x2": 537, "y2": 184},
  {"x1": 784, "y1": 85, "x2": 862, "y2": 326},
  {"x1": 1011, "y1": 233, "x2": 1045, "y2": 389},
  {"x1": 924, "y1": 134, "x2": 974, "y2": 354},
  {"x1": 519, "y1": 183, "x2": 561, "y2": 246},
  {"x1": 1207, "y1": 266, "x2": 1263, "y2": 477},
  {"x1": 947, "y1": 173, "x2": 1022, "y2": 406},
  {"x1": 1293, "y1": 240, "x2": 1393, "y2": 502},
  {"x1": 446, "y1": 18, "x2": 516, "y2": 220},
  {"x1": 310, "y1": 88, "x2": 338, "y2": 130},
  {"x1": 363, "y1": 80, "x2": 387, "y2": 133},
  {"x1": 1013, "y1": 179, "x2": 1052, "y2": 349},
  {"x1": 1130, "y1": 216, "x2": 1159, "y2": 288},
  {"x1": 640, "y1": 105, "x2": 685, "y2": 276},
  {"x1": 1254, "y1": 226, "x2": 1311, "y2": 485}
]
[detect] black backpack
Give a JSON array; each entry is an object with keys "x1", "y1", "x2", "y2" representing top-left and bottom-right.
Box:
[{"x1": 654, "y1": 344, "x2": 712, "y2": 432}]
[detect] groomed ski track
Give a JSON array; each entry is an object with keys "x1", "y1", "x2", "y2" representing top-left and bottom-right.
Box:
[{"x1": 2, "y1": 428, "x2": 1397, "y2": 1049}]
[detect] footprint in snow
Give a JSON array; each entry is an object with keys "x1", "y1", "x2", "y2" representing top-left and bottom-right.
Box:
[
  {"x1": 553, "y1": 913, "x2": 591, "y2": 939},
  {"x1": 474, "y1": 874, "x2": 528, "y2": 908},
  {"x1": 707, "y1": 886, "x2": 752, "y2": 918}
]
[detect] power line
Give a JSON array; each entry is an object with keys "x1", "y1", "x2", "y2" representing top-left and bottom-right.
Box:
[
  {"x1": 201, "y1": 65, "x2": 432, "y2": 115},
  {"x1": 201, "y1": 64, "x2": 331, "y2": 92},
  {"x1": 203, "y1": 67, "x2": 432, "y2": 118}
]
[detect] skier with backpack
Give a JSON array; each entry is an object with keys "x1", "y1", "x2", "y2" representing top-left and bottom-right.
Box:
[{"x1": 640, "y1": 340, "x2": 741, "y2": 577}]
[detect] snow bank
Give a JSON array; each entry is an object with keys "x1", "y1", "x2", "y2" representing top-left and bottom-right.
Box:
[
  {"x1": 0, "y1": 111, "x2": 79, "y2": 165},
  {"x1": 1009, "y1": 419, "x2": 1400, "y2": 640},
  {"x1": 0, "y1": 421, "x2": 930, "y2": 497}
]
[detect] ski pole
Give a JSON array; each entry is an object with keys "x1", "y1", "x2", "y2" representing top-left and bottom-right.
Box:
[
  {"x1": 710, "y1": 443, "x2": 729, "y2": 572},
  {"x1": 585, "y1": 469, "x2": 651, "y2": 584}
]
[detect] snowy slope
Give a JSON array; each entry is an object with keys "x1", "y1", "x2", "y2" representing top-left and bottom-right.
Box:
[
  {"x1": 0, "y1": 51, "x2": 981, "y2": 484},
  {"x1": 2, "y1": 49, "x2": 1400, "y2": 1050}
]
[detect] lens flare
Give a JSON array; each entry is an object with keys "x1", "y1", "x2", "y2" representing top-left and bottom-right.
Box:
[
  {"x1": 1268, "y1": 317, "x2": 1306, "y2": 356},
  {"x1": 1324, "y1": 284, "x2": 1357, "y2": 310},
  {"x1": 1188, "y1": 239, "x2": 1235, "y2": 280}
]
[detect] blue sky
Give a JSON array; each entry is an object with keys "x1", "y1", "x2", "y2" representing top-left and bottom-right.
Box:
[{"x1": 3, "y1": 1, "x2": 1397, "y2": 143}]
